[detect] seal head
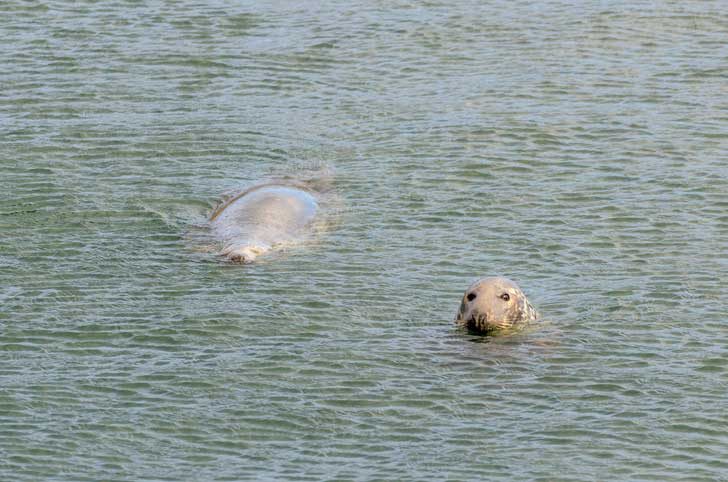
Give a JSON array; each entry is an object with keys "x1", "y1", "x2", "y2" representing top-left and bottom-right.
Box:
[
  {"x1": 455, "y1": 276, "x2": 538, "y2": 334},
  {"x1": 221, "y1": 244, "x2": 269, "y2": 264}
]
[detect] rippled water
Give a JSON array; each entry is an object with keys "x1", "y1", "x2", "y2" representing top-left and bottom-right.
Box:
[{"x1": 2, "y1": 1, "x2": 727, "y2": 480}]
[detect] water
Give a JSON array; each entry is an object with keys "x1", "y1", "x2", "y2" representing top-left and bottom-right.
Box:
[{"x1": 2, "y1": 0, "x2": 727, "y2": 480}]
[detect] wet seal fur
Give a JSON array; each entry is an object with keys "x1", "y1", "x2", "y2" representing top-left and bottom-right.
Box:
[
  {"x1": 455, "y1": 277, "x2": 538, "y2": 335},
  {"x1": 209, "y1": 182, "x2": 320, "y2": 263}
]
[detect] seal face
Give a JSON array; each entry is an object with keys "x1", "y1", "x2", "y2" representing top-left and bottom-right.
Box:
[
  {"x1": 455, "y1": 276, "x2": 538, "y2": 334},
  {"x1": 209, "y1": 183, "x2": 319, "y2": 263}
]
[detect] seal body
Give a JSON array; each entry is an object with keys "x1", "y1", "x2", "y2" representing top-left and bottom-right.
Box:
[
  {"x1": 210, "y1": 183, "x2": 318, "y2": 263},
  {"x1": 455, "y1": 277, "x2": 538, "y2": 334}
]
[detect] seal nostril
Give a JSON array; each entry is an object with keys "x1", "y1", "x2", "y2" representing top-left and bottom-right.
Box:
[{"x1": 467, "y1": 293, "x2": 477, "y2": 302}]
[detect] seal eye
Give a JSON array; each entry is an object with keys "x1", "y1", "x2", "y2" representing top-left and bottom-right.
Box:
[
  {"x1": 500, "y1": 293, "x2": 510, "y2": 301},
  {"x1": 467, "y1": 293, "x2": 477, "y2": 302}
]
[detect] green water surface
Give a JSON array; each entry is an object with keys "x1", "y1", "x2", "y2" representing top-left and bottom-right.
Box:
[{"x1": 2, "y1": 1, "x2": 727, "y2": 480}]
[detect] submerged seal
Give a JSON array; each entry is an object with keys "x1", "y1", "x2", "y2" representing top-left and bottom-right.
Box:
[
  {"x1": 210, "y1": 183, "x2": 319, "y2": 263},
  {"x1": 455, "y1": 277, "x2": 538, "y2": 334}
]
